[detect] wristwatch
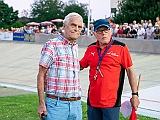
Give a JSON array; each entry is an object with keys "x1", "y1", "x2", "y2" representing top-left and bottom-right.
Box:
[{"x1": 132, "y1": 92, "x2": 139, "y2": 96}]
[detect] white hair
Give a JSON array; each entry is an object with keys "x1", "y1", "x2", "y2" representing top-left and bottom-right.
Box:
[{"x1": 63, "y1": 12, "x2": 83, "y2": 26}]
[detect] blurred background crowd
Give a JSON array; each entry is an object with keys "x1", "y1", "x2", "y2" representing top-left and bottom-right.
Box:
[{"x1": 0, "y1": 17, "x2": 160, "y2": 40}]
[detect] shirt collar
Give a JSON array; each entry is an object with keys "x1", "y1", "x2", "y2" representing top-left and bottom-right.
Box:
[
  {"x1": 96, "y1": 37, "x2": 113, "y2": 49},
  {"x1": 58, "y1": 34, "x2": 77, "y2": 46}
]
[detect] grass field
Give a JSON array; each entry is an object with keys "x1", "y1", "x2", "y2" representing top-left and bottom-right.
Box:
[{"x1": 0, "y1": 94, "x2": 158, "y2": 120}]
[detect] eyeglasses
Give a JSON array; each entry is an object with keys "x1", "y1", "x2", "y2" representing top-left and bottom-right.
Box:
[{"x1": 95, "y1": 28, "x2": 110, "y2": 34}]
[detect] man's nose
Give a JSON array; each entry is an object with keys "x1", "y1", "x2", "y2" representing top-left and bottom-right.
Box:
[{"x1": 73, "y1": 26, "x2": 78, "y2": 32}]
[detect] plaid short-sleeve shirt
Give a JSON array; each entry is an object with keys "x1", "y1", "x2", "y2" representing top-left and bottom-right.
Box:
[{"x1": 39, "y1": 35, "x2": 81, "y2": 98}]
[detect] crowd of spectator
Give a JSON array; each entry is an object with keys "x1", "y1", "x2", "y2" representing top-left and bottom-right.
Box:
[
  {"x1": 0, "y1": 17, "x2": 160, "y2": 40},
  {"x1": 0, "y1": 24, "x2": 64, "y2": 35},
  {"x1": 111, "y1": 17, "x2": 160, "y2": 40}
]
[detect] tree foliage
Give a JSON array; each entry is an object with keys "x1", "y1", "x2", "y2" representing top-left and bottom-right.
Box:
[
  {"x1": 63, "y1": 3, "x2": 88, "y2": 25},
  {"x1": 11, "y1": 22, "x2": 24, "y2": 28},
  {"x1": 30, "y1": 0, "x2": 64, "y2": 22},
  {"x1": 0, "y1": 1, "x2": 18, "y2": 28},
  {"x1": 30, "y1": 0, "x2": 88, "y2": 25},
  {"x1": 0, "y1": 0, "x2": 89, "y2": 29},
  {"x1": 112, "y1": 0, "x2": 160, "y2": 24}
]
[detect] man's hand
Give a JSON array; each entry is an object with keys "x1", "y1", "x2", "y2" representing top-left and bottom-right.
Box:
[
  {"x1": 38, "y1": 104, "x2": 47, "y2": 119},
  {"x1": 130, "y1": 95, "x2": 140, "y2": 111}
]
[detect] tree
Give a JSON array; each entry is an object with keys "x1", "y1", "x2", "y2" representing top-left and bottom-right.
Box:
[
  {"x1": 112, "y1": 0, "x2": 160, "y2": 24},
  {"x1": 0, "y1": 1, "x2": 18, "y2": 28},
  {"x1": 21, "y1": 9, "x2": 30, "y2": 18},
  {"x1": 30, "y1": 0, "x2": 64, "y2": 22},
  {"x1": 63, "y1": 2, "x2": 88, "y2": 25},
  {"x1": 11, "y1": 21, "x2": 24, "y2": 28}
]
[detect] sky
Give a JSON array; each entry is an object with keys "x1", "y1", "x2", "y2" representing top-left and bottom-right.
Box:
[{"x1": 4, "y1": 0, "x2": 111, "y2": 20}]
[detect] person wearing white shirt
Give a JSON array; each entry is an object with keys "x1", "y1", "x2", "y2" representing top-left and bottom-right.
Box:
[
  {"x1": 132, "y1": 20, "x2": 138, "y2": 29},
  {"x1": 137, "y1": 24, "x2": 145, "y2": 39},
  {"x1": 146, "y1": 24, "x2": 154, "y2": 39}
]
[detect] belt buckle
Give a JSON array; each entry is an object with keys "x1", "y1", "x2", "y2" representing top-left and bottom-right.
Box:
[{"x1": 65, "y1": 98, "x2": 69, "y2": 101}]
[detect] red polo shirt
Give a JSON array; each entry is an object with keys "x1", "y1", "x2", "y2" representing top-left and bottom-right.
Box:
[{"x1": 80, "y1": 40, "x2": 133, "y2": 108}]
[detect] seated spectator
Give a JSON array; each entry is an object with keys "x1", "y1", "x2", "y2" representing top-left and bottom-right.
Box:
[
  {"x1": 116, "y1": 25, "x2": 123, "y2": 37},
  {"x1": 137, "y1": 24, "x2": 145, "y2": 39},
  {"x1": 11, "y1": 27, "x2": 16, "y2": 33},
  {"x1": 57, "y1": 27, "x2": 63, "y2": 35},
  {"x1": 127, "y1": 26, "x2": 137, "y2": 38},
  {"x1": 122, "y1": 24, "x2": 130, "y2": 38},
  {"x1": 27, "y1": 27, "x2": 34, "y2": 34},
  {"x1": 40, "y1": 27, "x2": 46, "y2": 33},
  {"x1": 153, "y1": 24, "x2": 160, "y2": 39},
  {"x1": 23, "y1": 26, "x2": 28, "y2": 33},
  {"x1": 46, "y1": 25, "x2": 52, "y2": 34},
  {"x1": 35, "y1": 28, "x2": 40, "y2": 34},
  {"x1": 4, "y1": 29, "x2": 9, "y2": 32},
  {"x1": 51, "y1": 25, "x2": 58, "y2": 34},
  {"x1": 146, "y1": 24, "x2": 154, "y2": 39}
]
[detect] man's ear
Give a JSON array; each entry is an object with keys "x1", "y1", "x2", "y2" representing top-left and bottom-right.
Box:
[{"x1": 63, "y1": 23, "x2": 65, "y2": 29}]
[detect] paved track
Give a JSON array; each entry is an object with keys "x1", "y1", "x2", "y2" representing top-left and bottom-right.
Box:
[{"x1": 0, "y1": 41, "x2": 160, "y2": 119}]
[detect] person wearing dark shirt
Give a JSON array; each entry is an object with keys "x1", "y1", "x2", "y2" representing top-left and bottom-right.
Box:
[
  {"x1": 127, "y1": 26, "x2": 137, "y2": 38},
  {"x1": 122, "y1": 24, "x2": 130, "y2": 38},
  {"x1": 153, "y1": 24, "x2": 160, "y2": 39}
]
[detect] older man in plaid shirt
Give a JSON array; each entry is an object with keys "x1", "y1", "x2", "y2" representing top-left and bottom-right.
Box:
[{"x1": 37, "y1": 12, "x2": 83, "y2": 120}]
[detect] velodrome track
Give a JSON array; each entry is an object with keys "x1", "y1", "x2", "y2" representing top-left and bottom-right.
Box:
[{"x1": 0, "y1": 40, "x2": 160, "y2": 119}]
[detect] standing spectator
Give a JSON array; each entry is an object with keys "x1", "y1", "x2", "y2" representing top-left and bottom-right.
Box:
[
  {"x1": 148, "y1": 19, "x2": 153, "y2": 26},
  {"x1": 129, "y1": 23, "x2": 133, "y2": 30},
  {"x1": 153, "y1": 24, "x2": 160, "y2": 39},
  {"x1": 146, "y1": 24, "x2": 154, "y2": 39},
  {"x1": 141, "y1": 20, "x2": 146, "y2": 29},
  {"x1": 132, "y1": 20, "x2": 138, "y2": 29},
  {"x1": 37, "y1": 12, "x2": 83, "y2": 120},
  {"x1": 89, "y1": 23, "x2": 94, "y2": 36},
  {"x1": 155, "y1": 17, "x2": 160, "y2": 26},
  {"x1": 111, "y1": 24, "x2": 118, "y2": 37},
  {"x1": 137, "y1": 24, "x2": 145, "y2": 39},
  {"x1": 81, "y1": 23, "x2": 87, "y2": 35},
  {"x1": 144, "y1": 20, "x2": 148, "y2": 29},
  {"x1": 80, "y1": 19, "x2": 140, "y2": 120}
]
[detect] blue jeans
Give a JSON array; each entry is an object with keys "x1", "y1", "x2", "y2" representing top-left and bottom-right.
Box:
[
  {"x1": 43, "y1": 97, "x2": 82, "y2": 120},
  {"x1": 87, "y1": 105, "x2": 120, "y2": 120}
]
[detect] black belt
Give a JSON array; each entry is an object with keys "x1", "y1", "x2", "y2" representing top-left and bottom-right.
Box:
[{"x1": 46, "y1": 94, "x2": 81, "y2": 101}]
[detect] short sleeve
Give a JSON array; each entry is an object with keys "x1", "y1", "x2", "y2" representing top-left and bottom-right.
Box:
[
  {"x1": 39, "y1": 42, "x2": 54, "y2": 68},
  {"x1": 79, "y1": 48, "x2": 89, "y2": 68},
  {"x1": 121, "y1": 45, "x2": 133, "y2": 69}
]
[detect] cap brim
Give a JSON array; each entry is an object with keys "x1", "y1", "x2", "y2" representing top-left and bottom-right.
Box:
[{"x1": 94, "y1": 24, "x2": 110, "y2": 31}]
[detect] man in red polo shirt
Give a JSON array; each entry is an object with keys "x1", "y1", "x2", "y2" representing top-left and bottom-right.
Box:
[{"x1": 80, "y1": 19, "x2": 140, "y2": 120}]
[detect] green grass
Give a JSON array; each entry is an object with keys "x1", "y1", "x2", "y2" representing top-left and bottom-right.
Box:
[{"x1": 0, "y1": 94, "x2": 158, "y2": 120}]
